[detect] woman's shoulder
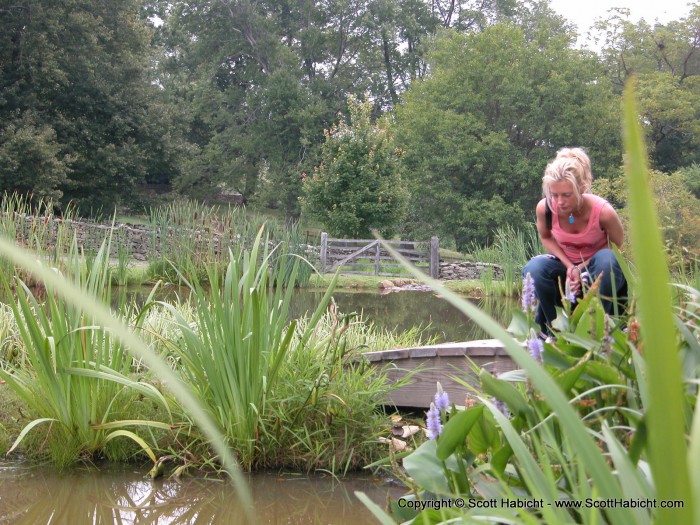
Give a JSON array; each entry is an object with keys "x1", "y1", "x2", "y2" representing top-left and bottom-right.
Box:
[{"x1": 584, "y1": 193, "x2": 609, "y2": 208}]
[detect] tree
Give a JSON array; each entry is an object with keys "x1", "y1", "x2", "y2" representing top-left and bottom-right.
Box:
[
  {"x1": 394, "y1": 21, "x2": 621, "y2": 249},
  {"x1": 160, "y1": 0, "x2": 445, "y2": 214},
  {"x1": 0, "y1": 1, "x2": 180, "y2": 212},
  {"x1": 301, "y1": 96, "x2": 407, "y2": 238},
  {"x1": 594, "y1": 5, "x2": 700, "y2": 172}
]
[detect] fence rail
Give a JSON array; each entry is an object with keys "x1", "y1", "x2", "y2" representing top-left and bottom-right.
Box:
[{"x1": 319, "y1": 233, "x2": 439, "y2": 278}]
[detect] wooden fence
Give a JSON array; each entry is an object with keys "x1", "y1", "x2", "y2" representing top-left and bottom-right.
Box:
[{"x1": 319, "y1": 233, "x2": 439, "y2": 278}]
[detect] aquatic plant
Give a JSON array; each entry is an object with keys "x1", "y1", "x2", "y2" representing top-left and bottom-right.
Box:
[
  {"x1": 0, "y1": 239, "x2": 172, "y2": 468},
  {"x1": 0, "y1": 218, "x2": 255, "y2": 522},
  {"x1": 151, "y1": 228, "x2": 336, "y2": 470},
  {"x1": 259, "y1": 305, "x2": 411, "y2": 473}
]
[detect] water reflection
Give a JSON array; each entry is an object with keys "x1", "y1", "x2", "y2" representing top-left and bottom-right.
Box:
[
  {"x1": 119, "y1": 285, "x2": 516, "y2": 343},
  {"x1": 0, "y1": 462, "x2": 404, "y2": 524},
  {"x1": 289, "y1": 290, "x2": 516, "y2": 343}
]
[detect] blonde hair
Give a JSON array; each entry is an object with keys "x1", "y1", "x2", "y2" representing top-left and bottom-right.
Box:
[{"x1": 542, "y1": 147, "x2": 593, "y2": 208}]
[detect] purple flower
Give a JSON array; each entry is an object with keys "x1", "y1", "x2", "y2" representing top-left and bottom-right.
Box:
[
  {"x1": 493, "y1": 398, "x2": 511, "y2": 418},
  {"x1": 434, "y1": 382, "x2": 450, "y2": 411},
  {"x1": 521, "y1": 273, "x2": 537, "y2": 313},
  {"x1": 528, "y1": 337, "x2": 544, "y2": 362},
  {"x1": 426, "y1": 403, "x2": 443, "y2": 440}
]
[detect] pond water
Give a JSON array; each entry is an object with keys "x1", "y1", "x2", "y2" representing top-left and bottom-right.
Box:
[
  {"x1": 0, "y1": 461, "x2": 405, "y2": 524},
  {"x1": 289, "y1": 289, "x2": 515, "y2": 343},
  {"x1": 124, "y1": 285, "x2": 516, "y2": 344}
]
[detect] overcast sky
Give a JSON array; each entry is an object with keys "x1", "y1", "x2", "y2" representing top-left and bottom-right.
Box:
[{"x1": 547, "y1": 0, "x2": 698, "y2": 47}]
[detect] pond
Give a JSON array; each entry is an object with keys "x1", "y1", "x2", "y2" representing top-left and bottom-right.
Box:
[
  {"x1": 0, "y1": 461, "x2": 405, "y2": 524},
  {"x1": 123, "y1": 285, "x2": 517, "y2": 344},
  {"x1": 1, "y1": 287, "x2": 515, "y2": 523},
  {"x1": 289, "y1": 289, "x2": 516, "y2": 343}
]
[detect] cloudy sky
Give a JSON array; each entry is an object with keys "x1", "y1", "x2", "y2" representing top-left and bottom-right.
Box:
[{"x1": 547, "y1": 0, "x2": 697, "y2": 46}]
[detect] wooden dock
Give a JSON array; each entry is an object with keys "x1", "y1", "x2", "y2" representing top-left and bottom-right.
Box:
[{"x1": 364, "y1": 339, "x2": 516, "y2": 409}]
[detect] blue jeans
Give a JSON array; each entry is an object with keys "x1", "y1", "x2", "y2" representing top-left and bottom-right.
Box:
[{"x1": 522, "y1": 248, "x2": 627, "y2": 335}]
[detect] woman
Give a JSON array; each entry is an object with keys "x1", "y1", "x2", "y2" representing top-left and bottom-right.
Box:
[{"x1": 522, "y1": 147, "x2": 626, "y2": 336}]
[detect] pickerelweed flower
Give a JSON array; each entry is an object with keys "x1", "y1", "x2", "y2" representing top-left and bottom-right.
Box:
[
  {"x1": 528, "y1": 336, "x2": 544, "y2": 362},
  {"x1": 434, "y1": 382, "x2": 450, "y2": 411},
  {"x1": 601, "y1": 315, "x2": 614, "y2": 354},
  {"x1": 493, "y1": 398, "x2": 511, "y2": 418},
  {"x1": 426, "y1": 403, "x2": 442, "y2": 440},
  {"x1": 521, "y1": 272, "x2": 537, "y2": 313}
]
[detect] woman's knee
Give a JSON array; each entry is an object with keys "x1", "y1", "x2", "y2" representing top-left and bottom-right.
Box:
[
  {"x1": 590, "y1": 248, "x2": 621, "y2": 274},
  {"x1": 523, "y1": 255, "x2": 552, "y2": 279}
]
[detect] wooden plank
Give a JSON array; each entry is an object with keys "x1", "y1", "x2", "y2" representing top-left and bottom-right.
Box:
[
  {"x1": 365, "y1": 340, "x2": 516, "y2": 408},
  {"x1": 430, "y1": 236, "x2": 440, "y2": 279},
  {"x1": 320, "y1": 232, "x2": 328, "y2": 273},
  {"x1": 327, "y1": 255, "x2": 429, "y2": 263},
  {"x1": 374, "y1": 242, "x2": 380, "y2": 275},
  {"x1": 334, "y1": 270, "x2": 426, "y2": 277},
  {"x1": 330, "y1": 240, "x2": 379, "y2": 271},
  {"x1": 328, "y1": 238, "x2": 428, "y2": 247}
]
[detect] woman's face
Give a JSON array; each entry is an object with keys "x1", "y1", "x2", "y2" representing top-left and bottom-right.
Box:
[{"x1": 549, "y1": 181, "x2": 579, "y2": 214}]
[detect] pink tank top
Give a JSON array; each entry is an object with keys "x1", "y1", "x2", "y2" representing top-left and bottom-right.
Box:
[{"x1": 551, "y1": 195, "x2": 610, "y2": 263}]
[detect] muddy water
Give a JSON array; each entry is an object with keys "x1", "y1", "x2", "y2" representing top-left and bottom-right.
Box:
[
  {"x1": 123, "y1": 284, "x2": 516, "y2": 343},
  {"x1": 0, "y1": 461, "x2": 405, "y2": 524},
  {"x1": 289, "y1": 290, "x2": 515, "y2": 343}
]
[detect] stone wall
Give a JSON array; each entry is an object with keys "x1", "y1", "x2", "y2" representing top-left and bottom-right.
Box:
[
  {"x1": 9, "y1": 214, "x2": 232, "y2": 261},
  {"x1": 439, "y1": 261, "x2": 504, "y2": 280}
]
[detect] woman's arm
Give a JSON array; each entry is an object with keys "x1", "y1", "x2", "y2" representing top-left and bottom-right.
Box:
[
  {"x1": 536, "y1": 199, "x2": 583, "y2": 294},
  {"x1": 536, "y1": 199, "x2": 575, "y2": 270},
  {"x1": 600, "y1": 203, "x2": 624, "y2": 249}
]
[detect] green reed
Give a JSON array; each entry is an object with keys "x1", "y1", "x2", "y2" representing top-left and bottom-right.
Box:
[
  {"x1": 152, "y1": 228, "x2": 336, "y2": 469},
  {"x1": 259, "y1": 307, "x2": 411, "y2": 472},
  {"x1": 0, "y1": 227, "x2": 255, "y2": 522},
  {"x1": 147, "y1": 199, "x2": 311, "y2": 286},
  {"x1": 0, "y1": 237, "x2": 172, "y2": 468}
]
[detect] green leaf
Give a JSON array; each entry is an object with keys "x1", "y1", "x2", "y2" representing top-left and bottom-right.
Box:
[
  {"x1": 506, "y1": 310, "x2": 530, "y2": 337},
  {"x1": 490, "y1": 443, "x2": 513, "y2": 476},
  {"x1": 554, "y1": 360, "x2": 588, "y2": 394},
  {"x1": 582, "y1": 361, "x2": 622, "y2": 385},
  {"x1": 103, "y1": 430, "x2": 157, "y2": 463},
  {"x1": 7, "y1": 418, "x2": 57, "y2": 455},
  {"x1": 623, "y1": 80, "x2": 694, "y2": 522},
  {"x1": 436, "y1": 406, "x2": 484, "y2": 460},
  {"x1": 468, "y1": 411, "x2": 499, "y2": 455},
  {"x1": 402, "y1": 440, "x2": 450, "y2": 495},
  {"x1": 479, "y1": 369, "x2": 531, "y2": 417}
]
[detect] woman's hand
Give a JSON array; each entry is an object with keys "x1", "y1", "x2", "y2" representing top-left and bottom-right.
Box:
[{"x1": 566, "y1": 265, "x2": 582, "y2": 296}]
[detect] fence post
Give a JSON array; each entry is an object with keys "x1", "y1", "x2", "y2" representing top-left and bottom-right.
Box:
[
  {"x1": 430, "y1": 236, "x2": 440, "y2": 279},
  {"x1": 320, "y1": 232, "x2": 328, "y2": 273},
  {"x1": 374, "y1": 242, "x2": 380, "y2": 275}
]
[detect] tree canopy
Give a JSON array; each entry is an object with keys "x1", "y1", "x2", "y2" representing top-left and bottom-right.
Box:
[
  {"x1": 1, "y1": 0, "x2": 698, "y2": 250},
  {"x1": 301, "y1": 96, "x2": 407, "y2": 237},
  {"x1": 0, "y1": 1, "x2": 180, "y2": 212},
  {"x1": 393, "y1": 21, "x2": 621, "y2": 249}
]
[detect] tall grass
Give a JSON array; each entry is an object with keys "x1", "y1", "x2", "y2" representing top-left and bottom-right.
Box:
[
  {"x1": 0, "y1": 238, "x2": 172, "y2": 467},
  {"x1": 468, "y1": 223, "x2": 542, "y2": 296},
  {"x1": 0, "y1": 229, "x2": 256, "y2": 522},
  {"x1": 150, "y1": 228, "x2": 335, "y2": 469},
  {"x1": 259, "y1": 307, "x2": 412, "y2": 472},
  {"x1": 147, "y1": 200, "x2": 315, "y2": 287}
]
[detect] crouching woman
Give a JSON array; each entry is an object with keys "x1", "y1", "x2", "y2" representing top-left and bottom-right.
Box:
[{"x1": 523, "y1": 147, "x2": 627, "y2": 336}]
